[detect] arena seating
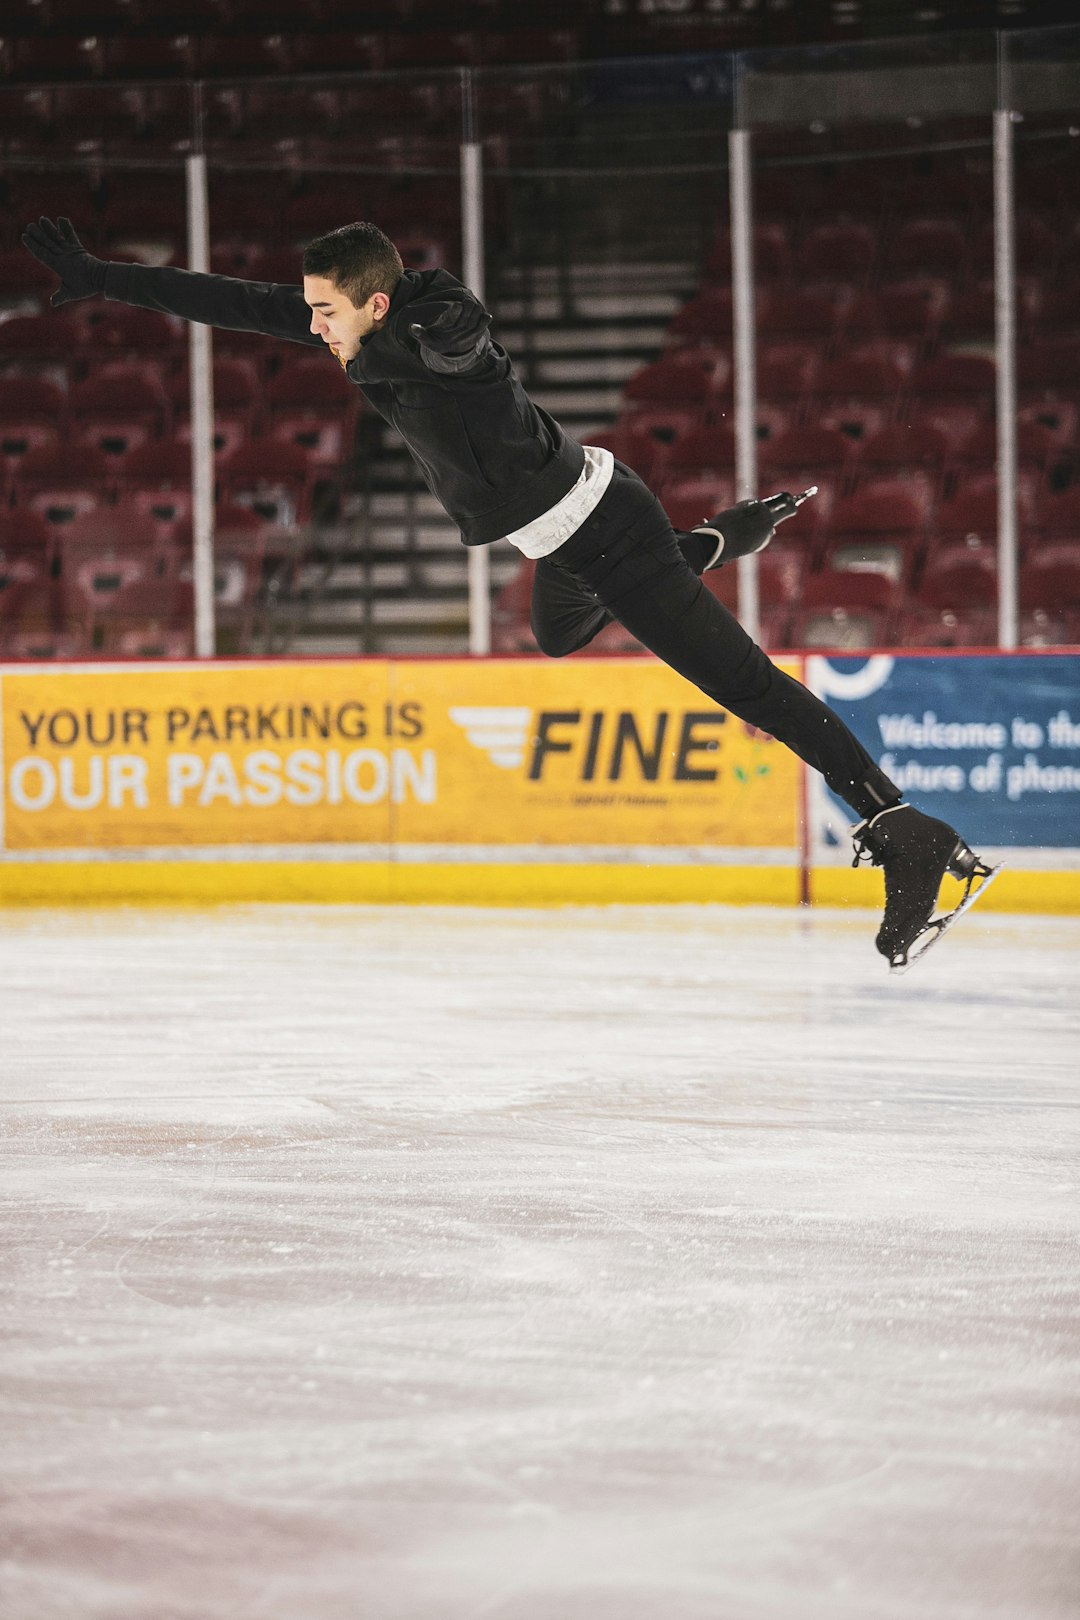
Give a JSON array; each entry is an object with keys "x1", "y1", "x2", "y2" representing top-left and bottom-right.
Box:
[
  {"x1": 491, "y1": 129, "x2": 1078, "y2": 653},
  {"x1": 0, "y1": 9, "x2": 1076, "y2": 657}
]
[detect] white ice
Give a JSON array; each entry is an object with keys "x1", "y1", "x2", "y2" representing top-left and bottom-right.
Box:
[{"x1": 2, "y1": 902, "x2": 1078, "y2": 1620}]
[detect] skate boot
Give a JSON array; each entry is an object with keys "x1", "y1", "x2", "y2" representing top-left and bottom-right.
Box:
[
  {"x1": 692, "y1": 487, "x2": 817, "y2": 569},
  {"x1": 850, "y1": 803, "x2": 1001, "y2": 972}
]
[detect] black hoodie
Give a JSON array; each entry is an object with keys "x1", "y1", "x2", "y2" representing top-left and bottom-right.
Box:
[{"x1": 103, "y1": 261, "x2": 586, "y2": 546}]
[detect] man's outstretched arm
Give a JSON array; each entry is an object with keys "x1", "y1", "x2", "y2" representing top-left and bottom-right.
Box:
[{"x1": 22, "y1": 217, "x2": 321, "y2": 348}]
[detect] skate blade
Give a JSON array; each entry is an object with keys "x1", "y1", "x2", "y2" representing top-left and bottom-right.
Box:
[{"x1": 888, "y1": 861, "x2": 1004, "y2": 975}]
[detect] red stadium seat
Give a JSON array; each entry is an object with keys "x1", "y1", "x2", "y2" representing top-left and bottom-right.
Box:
[
  {"x1": 166, "y1": 357, "x2": 262, "y2": 439},
  {"x1": 910, "y1": 353, "x2": 997, "y2": 405},
  {"x1": 935, "y1": 477, "x2": 1005, "y2": 549},
  {"x1": 77, "y1": 417, "x2": 160, "y2": 467},
  {"x1": 809, "y1": 354, "x2": 908, "y2": 409},
  {"x1": 0, "y1": 375, "x2": 66, "y2": 425},
  {"x1": 1020, "y1": 545, "x2": 1080, "y2": 610},
  {"x1": 103, "y1": 36, "x2": 200, "y2": 79},
  {"x1": 0, "y1": 511, "x2": 54, "y2": 624},
  {"x1": 758, "y1": 343, "x2": 821, "y2": 403},
  {"x1": 795, "y1": 221, "x2": 877, "y2": 279},
  {"x1": 1017, "y1": 340, "x2": 1080, "y2": 397},
  {"x1": 661, "y1": 475, "x2": 737, "y2": 531},
  {"x1": 842, "y1": 281, "x2": 949, "y2": 344},
  {"x1": 15, "y1": 443, "x2": 113, "y2": 530},
  {"x1": 269, "y1": 414, "x2": 351, "y2": 470},
  {"x1": 668, "y1": 286, "x2": 760, "y2": 344},
  {"x1": 939, "y1": 285, "x2": 995, "y2": 345},
  {"x1": 660, "y1": 423, "x2": 737, "y2": 479},
  {"x1": 240, "y1": 248, "x2": 305, "y2": 286},
  {"x1": 951, "y1": 419, "x2": 1056, "y2": 480},
  {"x1": 105, "y1": 622, "x2": 195, "y2": 659},
  {"x1": 1017, "y1": 399, "x2": 1078, "y2": 451},
  {"x1": 0, "y1": 625, "x2": 90, "y2": 661},
  {"x1": 1032, "y1": 488, "x2": 1080, "y2": 543},
  {"x1": 856, "y1": 422, "x2": 951, "y2": 487},
  {"x1": 287, "y1": 31, "x2": 389, "y2": 74},
  {"x1": 0, "y1": 314, "x2": 86, "y2": 372},
  {"x1": 0, "y1": 420, "x2": 62, "y2": 491},
  {"x1": 68, "y1": 365, "x2": 169, "y2": 433},
  {"x1": 623, "y1": 350, "x2": 726, "y2": 406},
  {"x1": 47, "y1": 86, "x2": 149, "y2": 154},
  {"x1": 196, "y1": 33, "x2": 296, "y2": 76},
  {"x1": 821, "y1": 480, "x2": 932, "y2": 584},
  {"x1": 919, "y1": 544, "x2": 999, "y2": 609},
  {"x1": 13, "y1": 35, "x2": 104, "y2": 81},
  {"x1": 789, "y1": 569, "x2": 900, "y2": 651},
  {"x1": 61, "y1": 551, "x2": 176, "y2": 632},
  {"x1": 607, "y1": 406, "x2": 702, "y2": 480},
  {"x1": 220, "y1": 439, "x2": 314, "y2": 524},
  {"x1": 895, "y1": 604, "x2": 998, "y2": 649},
  {"x1": 759, "y1": 424, "x2": 855, "y2": 485},
  {"x1": 0, "y1": 252, "x2": 62, "y2": 311},
  {"x1": 83, "y1": 306, "x2": 184, "y2": 363},
  {"x1": 889, "y1": 217, "x2": 969, "y2": 279},
  {"x1": 814, "y1": 168, "x2": 888, "y2": 220},
  {"x1": 266, "y1": 355, "x2": 356, "y2": 412},
  {"x1": 58, "y1": 504, "x2": 162, "y2": 558},
  {"x1": 0, "y1": 515, "x2": 53, "y2": 573},
  {"x1": 765, "y1": 289, "x2": 845, "y2": 342}
]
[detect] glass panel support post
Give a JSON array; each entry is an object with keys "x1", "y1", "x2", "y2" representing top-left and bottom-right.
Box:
[
  {"x1": 461, "y1": 116, "x2": 491, "y2": 656},
  {"x1": 186, "y1": 152, "x2": 216, "y2": 659},
  {"x1": 993, "y1": 104, "x2": 1019, "y2": 650},
  {"x1": 729, "y1": 126, "x2": 760, "y2": 645}
]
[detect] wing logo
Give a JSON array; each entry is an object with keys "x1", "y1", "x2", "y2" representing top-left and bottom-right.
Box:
[{"x1": 448, "y1": 706, "x2": 532, "y2": 769}]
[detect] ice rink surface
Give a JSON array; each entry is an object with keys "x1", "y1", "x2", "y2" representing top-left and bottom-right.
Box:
[{"x1": 2, "y1": 901, "x2": 1078, "y2": 1620}]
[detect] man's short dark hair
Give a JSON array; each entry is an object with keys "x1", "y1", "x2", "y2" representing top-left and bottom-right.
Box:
[{"x1": 302, "y1": 222, "x2": 404, "y2": 310}]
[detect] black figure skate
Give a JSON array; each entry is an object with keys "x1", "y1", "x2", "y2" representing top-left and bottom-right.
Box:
[
  {"x1": 850, "y1": 803, "x2": 1002, "y2": 973},
  {"x1": 692, "y1": 486, "x2": 818, "y2": 567}
]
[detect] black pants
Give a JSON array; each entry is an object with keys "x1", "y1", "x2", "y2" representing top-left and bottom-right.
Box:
[{"x1": 529, "y1": 461, "x2": 897, "y2": 820}]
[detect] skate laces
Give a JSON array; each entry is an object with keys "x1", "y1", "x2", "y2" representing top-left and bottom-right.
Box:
[{"x1": 849, "y1": 803, "x2": 907, "y2": 869}]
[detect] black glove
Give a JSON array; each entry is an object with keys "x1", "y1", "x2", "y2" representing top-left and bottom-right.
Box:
[
  {"x1": 21, "y1": 217, "x2": 108, "y2": 307},
  {"x1": 711, "y1": 499, "x2": 776, "y2": 557}
]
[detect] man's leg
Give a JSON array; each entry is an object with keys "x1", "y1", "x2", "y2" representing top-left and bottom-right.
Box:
[
  {"x1": 542, "y1": 463, "x2": 995, "y2": 966},
  {"x1": 548, "y1": 465, "x2": 894, "y2": 815}
]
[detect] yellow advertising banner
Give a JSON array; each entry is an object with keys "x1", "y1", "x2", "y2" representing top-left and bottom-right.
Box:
[{"x1": 0, "y1": 658, "x2": 799, "y2": 857}]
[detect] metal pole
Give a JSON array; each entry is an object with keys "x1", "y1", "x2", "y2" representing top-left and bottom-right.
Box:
[
  {"x1": 993, "y1": 105, "x2": 1019, "y2": 650},
  {"x1": 186, "y1": 152, "x2": 216, "y2": 659},
  {"x1": 461, "y1": 72, "x2": 490, "y2": 656},
  {"x1": 729, "y1": 127, "x2": 759, "y2": 644}
]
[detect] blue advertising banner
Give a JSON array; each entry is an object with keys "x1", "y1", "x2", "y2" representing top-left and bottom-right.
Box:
[{"x1": 807, "y1": 653, "x2": 1080, "y2": 853}]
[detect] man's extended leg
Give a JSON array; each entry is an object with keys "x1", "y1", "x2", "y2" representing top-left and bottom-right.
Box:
[
  {"x1": 537, "y1": 464, "x2": 891, "y2": 813},
  {"x1": 541, "y1": 461, "x2": 995, "y2": 965}
]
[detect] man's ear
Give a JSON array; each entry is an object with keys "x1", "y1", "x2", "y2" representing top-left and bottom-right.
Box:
[{"x1": 369, "y1": 291, "x2": 391, "y2": 322}]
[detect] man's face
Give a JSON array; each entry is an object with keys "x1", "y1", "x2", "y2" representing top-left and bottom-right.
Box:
[{"x1": 303, "y1": 275, "x2": 388, "y2": 363}]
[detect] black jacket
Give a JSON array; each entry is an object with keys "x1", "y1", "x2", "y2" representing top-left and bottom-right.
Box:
[{"x1": 103, "y1": 261, "x2": 586, "y2": 546}]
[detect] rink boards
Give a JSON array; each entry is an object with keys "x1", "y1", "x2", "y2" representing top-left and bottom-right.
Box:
[{"x1": 1, "y1": 650, "x2": 1078, "y2": 910}]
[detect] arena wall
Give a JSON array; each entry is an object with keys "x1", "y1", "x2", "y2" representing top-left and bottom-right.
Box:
[{"x1": 1, "y1": 651, "x2": 1077, "y2": 911}]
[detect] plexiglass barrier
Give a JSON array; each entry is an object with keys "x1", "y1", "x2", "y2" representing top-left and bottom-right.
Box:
[{"x1": 0, "y1": 25, "x2": 1077, "y2": 660}]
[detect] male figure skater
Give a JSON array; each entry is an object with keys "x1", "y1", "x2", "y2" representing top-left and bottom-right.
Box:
[{"x1": 23, "y1": 215, "x2": 997, "y2": 968}]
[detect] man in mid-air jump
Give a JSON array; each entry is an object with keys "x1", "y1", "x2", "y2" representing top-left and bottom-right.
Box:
[{"x1": 23, "y1": 215, "x2": 998, "y2": 969}]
